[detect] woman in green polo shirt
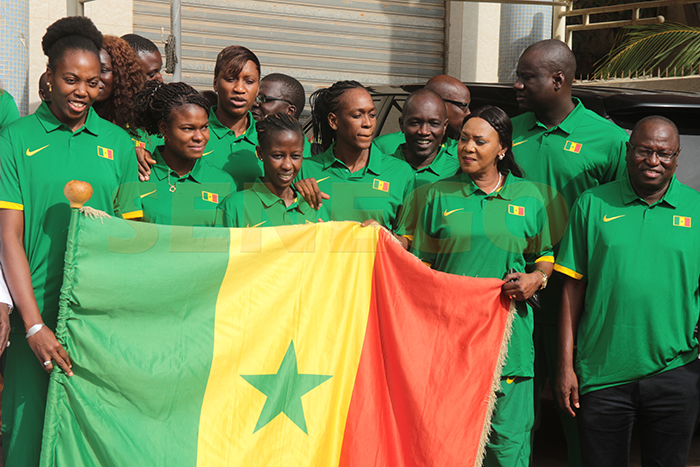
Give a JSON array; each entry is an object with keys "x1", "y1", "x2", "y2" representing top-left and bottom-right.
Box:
[
  {"x1": 405, "y1": 106, "x2": 554, "y2": 467},
  {"x1": 295, "y1": 80, "x2": 414, "y2": 230},
  {"x1": 219, "y1": 113, "x2": 321, "y2": 227},
  {"x1": 0, "y1": 16, "x2": 142, "y2": 466},
  {"x1": 134, "y1": 81, "x2": 234, "y2": 226}
]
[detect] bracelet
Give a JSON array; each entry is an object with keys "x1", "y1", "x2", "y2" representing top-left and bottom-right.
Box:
[{"x1": 26, "y1": 323, "x2": 45, "y2": 339}]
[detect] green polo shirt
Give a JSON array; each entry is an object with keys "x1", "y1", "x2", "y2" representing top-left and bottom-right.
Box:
[
  {"x1": 0, "y1": 102, "x2": 142, "y2": 328},
  {"x1": 512, "y1": 98, "x2": 628, "y2": 324},
  {"x1": 0, "y1": 90, "x2": 20, "y2": 130},
  {"x1": 374, "y1": 131, "x2": 459, "y2": 158},
  {"x1": 391, "y1": 143, "x2": 461, "y2": 189},
  {"x1": 133, "y1": 128, "x2": 164, "y2": 153},
  {"x1": 407, "y1": 172, "x2": 554, "y2": 377},
  {"x1": 218, "y1": 178, "x2": 323, "y2": 227},
  {"x1": 139, "y1": 146, "x2": 234, "y2": 226},
  {"x1": 554, "y1": 175, "x2": 700, "y2": 395},
  {"x1": 202, "y1": 107, "x2": 262, "y2": 191},
  {"x1": 296, "y1": 143, "x2": 414, "y2": 230}
]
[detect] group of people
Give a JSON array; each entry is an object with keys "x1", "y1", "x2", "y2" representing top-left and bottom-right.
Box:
[{"x1": 0, "y1": 13, "x2": 697, "y2": 467}]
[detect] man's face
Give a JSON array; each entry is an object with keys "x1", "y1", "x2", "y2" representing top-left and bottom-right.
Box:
[
  {"x1": 626, "y1": 121, "x2": 680, "y2": 196},
  {"x1": 400, "y1": 95, "x2": 447, "y2": 161},
  {"x1": 436, "y1": 86, "x2": 470, "y2": 140},
  {"x1": 251, "y1": 80, "x2": 292, "y2": 121},
  {"x1": 513, "y1": 50, "x2": 555, "y2": 112}
]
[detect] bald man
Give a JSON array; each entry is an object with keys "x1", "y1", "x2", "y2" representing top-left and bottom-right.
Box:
[
  {"x1": 510, "y1": 39, "x2": 628, "y2": 467},
  {"x1": 374, "y1": 75, "x2": 470, "y2": 156}
]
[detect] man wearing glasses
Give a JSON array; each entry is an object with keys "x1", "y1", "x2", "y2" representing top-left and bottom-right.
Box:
[
  {"x1": 374, "y1": 74, "x2": 470, "y2": 157},
  {"x1": 510, "y1": 39, "x2": 629, "y2": 467},
  {"x1": 554, "y1": 116, "x2": 700, "y2": 467}
]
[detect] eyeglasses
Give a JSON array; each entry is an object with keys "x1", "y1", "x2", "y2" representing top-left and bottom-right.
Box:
[
  {"x1": 443, "y1": 98, "x2": 470, "y2": 112},
  {"x1": 255, "y1": 94, "x2": 293, "y2": 105},
  {"x1": 629, "y1": 144, "x2": 679, "y2": 163}
]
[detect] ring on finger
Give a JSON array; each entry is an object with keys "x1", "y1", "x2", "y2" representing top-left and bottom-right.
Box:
[{"x1": 43, "y1": 360, "x2": 51, "y2": 367}]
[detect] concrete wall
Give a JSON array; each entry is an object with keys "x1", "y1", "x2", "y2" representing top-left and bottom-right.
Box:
[
  {"x1": 445, "y1": 2, "x2": 501, "y2": 82},
  {"x1": 27, "y1": 0, "x2": 133, "y2": 114},
  {"x1": 1, "y1": 0, "x2": 30, "y2": 116}
]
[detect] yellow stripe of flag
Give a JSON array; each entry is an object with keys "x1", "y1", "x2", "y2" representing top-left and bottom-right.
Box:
[{"x1": 196, "y1": 223, "x2": 377, "y2": 466}]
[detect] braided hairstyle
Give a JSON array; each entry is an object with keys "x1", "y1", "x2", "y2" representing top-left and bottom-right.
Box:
[
  {"x1": 94, "y1": 35, "x2": 146, "y2": 132},
  {"x1": 256, "y1": 113, "x2": 304, "y2": 152},
  {"x1": 134, "y1": 81, "x2": 211, "y2": 136},
  {"x1": 42, "y1": 16, "x2": 102, "y2": 70},
  {"x1": 310, "y1": 80, "x2": 368, "y2": 153},
  {"x1": 464, "y1": 105, "x2": 523, "y2": 178}
]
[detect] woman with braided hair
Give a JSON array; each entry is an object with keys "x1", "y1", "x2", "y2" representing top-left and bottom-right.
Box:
[
  {"x1": 134, "y1": 80, "x2": 233, "y2": 226},
  {"x1": 218, "y1": 112, "x2": 324, "y2": 227},
  {"x1": 294, "y1": 80, "x2": 414, "y2": 230},
  {"x1": 0, "y1": 16, "x2": 142, "y2": 466},
  {"x1": 93, "y1": 35, "x2": 145, "y2": 133}
]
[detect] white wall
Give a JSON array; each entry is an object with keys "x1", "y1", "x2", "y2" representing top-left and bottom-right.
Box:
[{"x1": 445, "y1": 2, "x2": 501, "y2": 82}]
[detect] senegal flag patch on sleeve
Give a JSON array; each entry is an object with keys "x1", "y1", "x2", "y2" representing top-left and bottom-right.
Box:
[
  {"x1": 202, "y1": 191, "x2": 219, "y2": 203},
  {"x1": 97, "y1": 147, "x2": 114, "y2": 160},
  {"x1": 563, "y1": 141, "x2": 582, "y2": 153},
  {"x1": 372, "y1": 179, "x2": 390, "y2": 192},
  {"x1": 673, "y1": 215, "x2": 691, "y2": 227},
  {"x1": 508, "y1": 204, "x2": 525, "y2": 216}
]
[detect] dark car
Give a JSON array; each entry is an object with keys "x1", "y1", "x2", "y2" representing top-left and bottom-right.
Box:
[{"x1": 355, "y1": 83, "x2": 700, "y2": 191}]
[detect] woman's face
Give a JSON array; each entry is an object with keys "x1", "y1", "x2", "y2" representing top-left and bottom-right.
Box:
[
  {"x1": 458, "y1": 117, "x2": 504, "y2": 177},
  {"x1": 328, "y1": 87, "x2": 376, "y2": 151},
  {"x1": 47, "y1": 49, "x2": 101, "y2": 130},
  {"x1": 159, "y1": 104, "x2": 210, "y2": 161},
  {"x1": 214, "y1": 59, "x2": 259, "y2": 120},
  {"x1": 96, "y1": 49, "x2": 113, "y2": 103},
  {"x1": 260, "y1": 130, "x2": 304, "y2": 192}
]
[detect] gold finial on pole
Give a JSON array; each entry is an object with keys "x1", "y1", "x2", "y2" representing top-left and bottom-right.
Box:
[{"x1": 64, "y1": 180, "x2": 93, "y2": 209}]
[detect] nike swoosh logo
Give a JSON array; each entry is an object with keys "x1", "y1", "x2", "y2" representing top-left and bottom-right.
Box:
[
  {"x1": 203, "y1": 150, "x2": 214, "y2": 156},
  {"x1": 140, "y1": 189, "x2": 157, "y2": 199},
  {"x1": 26, "y1": 145, "x2": 49, "y2": 156},
  {"x1": 443, "y1": 208, "x2": 464, "y2": 217},
  {"x1": 603, "y1": 215, "x2": 625, "y2": 222},
  {"x1": 316, "y1": 176, "x2": 330, "y2": 183},
  {"x1": 506, "y1": 377, "x2": 516, "y2": 384},
  {"x1": 512, "y1": 140, "x2": 528, "y2": 147},
  {"x1": 247, "y1": 221, "x2": 267, "y2": 228}
]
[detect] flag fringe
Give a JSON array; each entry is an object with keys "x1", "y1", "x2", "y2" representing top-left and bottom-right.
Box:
[
  {"x1": 474, "y1": 299, "x2": 516, "y2": 467},
  {"x1": 79, "y1": 206, "x2": 111, "y2": 223}
]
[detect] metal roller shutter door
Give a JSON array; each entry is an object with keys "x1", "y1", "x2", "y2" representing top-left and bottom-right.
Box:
[{"x1": 133, "y1": 0, "x2": 445, "y2": 95}]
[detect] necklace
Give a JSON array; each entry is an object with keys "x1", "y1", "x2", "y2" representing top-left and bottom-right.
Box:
[
  {"x1": 487, "y1": 172, "x2": 502, "y2": 194},
  {"x1": 167, "y1": 171, "x2": 177, "y2": 193}
]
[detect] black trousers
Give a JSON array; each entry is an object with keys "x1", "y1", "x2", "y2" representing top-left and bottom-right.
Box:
[{"x1": 578, "y1": 358, "x2": 700, "y2": 467}]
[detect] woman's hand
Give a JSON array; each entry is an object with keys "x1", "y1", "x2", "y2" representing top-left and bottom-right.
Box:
[
  {"x1": 0, "y1": 304, "x2": 10, "y2": 354},
  {"x1": 501, "y1": 271, "x2": 543, "y2": 301},
  {"x1": 556, "y1": 364, "x2": 580, "y2": 417},
  {"x1": 136, "y1": 147, "x2": 156, "y2": 181},
  {"x1": 294, "y1": 178, "x2": 329, "y2": 210},
  {"x1": 27, "y1": 326, "x2": 73, "y2": 377}
]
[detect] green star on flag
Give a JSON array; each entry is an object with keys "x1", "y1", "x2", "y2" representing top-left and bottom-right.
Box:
[{"x1": 241, "y1": 341, "x2": 332, "y2": 434}]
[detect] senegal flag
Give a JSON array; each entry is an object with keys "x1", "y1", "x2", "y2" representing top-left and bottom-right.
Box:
[{"x1": 41, "y1": 210, "x2": 512, "y2": 467}]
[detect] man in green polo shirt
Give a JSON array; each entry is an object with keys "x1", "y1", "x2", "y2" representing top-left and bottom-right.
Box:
[
  {"x1": 139, "y1": 148, "x2": 234, "y2": 226},
  {"x1": 510, "y1": 39, "x2": 628, "y2": 467},
  {"x1": 296, "y1": 143, "x2": 414, "y2": 231},
  {"x1": 218, "y1": 179, "x2": 323, "y2": 227},
  {"x1": 554, "y1": 116, "x2": 700, "y2": 467},
  {"x1": 373, "y1": 75, "x2": 471, "y2": 157}
]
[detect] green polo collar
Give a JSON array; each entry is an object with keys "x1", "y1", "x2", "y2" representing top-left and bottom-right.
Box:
[
  {"x1": 620, "y1": 173, "x2": 679, "y2": 208},
  {"x1": 208, "y1": 107, "x2": 257, "y2": 145},
  {"x1": 525, "y1": 97, "x2": 585, "y2": 136},
  {"x1": 250, "y1": 178, "x2": 306, "y2": 213},
  {"x1": 394, "y1": 143, "x2": 452, "y2": 176},
  {"x1": 458, "y1": 170, "x2": 517, "y2": 200},
  {"x1": 320, "y1": 143, "x2": 382, "y2": 175},
  {"x1": 36, "y1": 101, "x2": 100, "y2": 136},
  {"x1": 151, "y1": 146, "x2": 208, "y2": 184}
]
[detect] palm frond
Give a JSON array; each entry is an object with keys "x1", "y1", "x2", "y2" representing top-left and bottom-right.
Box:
[{"x1": 593, "y1": 22, "x2": 700, "y2": 79}]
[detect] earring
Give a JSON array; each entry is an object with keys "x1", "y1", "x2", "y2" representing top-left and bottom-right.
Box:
[
  {"x1": 48, "y1": 83, "x2": 52, "y2": 92},
  {"x1": 498, "y1": 154, "x2": 505, "y2": 160}
]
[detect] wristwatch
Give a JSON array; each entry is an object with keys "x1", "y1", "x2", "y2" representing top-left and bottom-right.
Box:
[{"x1": 535, "y1": 269, "x2": 548, "y2": 290}]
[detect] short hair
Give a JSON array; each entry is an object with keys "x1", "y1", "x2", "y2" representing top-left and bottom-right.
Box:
[
  {"x1": 261, "y1": 73, "x2": 306, "y2": 116},
  {"x1": 310, "y1": 80, "x2": 368, "y2": 152},
  {"x1": 631, "y1": 115, "x2": 680, "y2": 146},
  {"x1": 214, "y1": 45, "x2": 260, "y2": 80},
  {"x1": 96, "y1": 35, "x2": 146, "y2": 131},
  {"x1": 256, "y1": 113, "x2": 305, "y2": 152},
  {"x1": 403, "y1": 88, "x2": 446, "y2": 119},
  {"x1": 523, "y1": 39, "x2": 576, "y2": 80},
  {"x1": 465, "y1": 106, "x2": 524, "y2": 178},
  {"x1": 134, "y1": 81, "x2": 211, "y2": 136},
  {"x1": 42, "y1": 16, "x2": 102, "y2": 69},
  {"x1": 121, "y1": 33, "x2": 159, "y2": 55}
]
